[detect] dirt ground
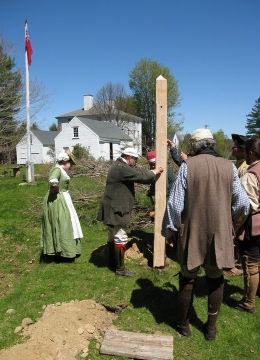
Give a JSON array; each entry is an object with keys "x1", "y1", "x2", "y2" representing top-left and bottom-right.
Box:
[
  {"x1": 0, "y1": 243, "x2": 150, "y2": 360},
  {"x1": 0, "y1": 299, "x2": 116, "y2": 360}
]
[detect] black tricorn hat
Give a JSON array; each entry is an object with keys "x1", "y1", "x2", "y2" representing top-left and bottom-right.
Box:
[{"x1": 231, "y1": 134, "x2": 249, "y2": 150}]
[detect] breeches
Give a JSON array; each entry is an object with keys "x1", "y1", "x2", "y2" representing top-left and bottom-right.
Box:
[
  {"x1": 237, "y1": 236, "x2": 260, "y2": 259},
  {"x1": 181, "y1": 264, "x2": 223, "y2": 279},
  {"x1": 107, "y1": 225, "x2": 128, "y2": 245}
]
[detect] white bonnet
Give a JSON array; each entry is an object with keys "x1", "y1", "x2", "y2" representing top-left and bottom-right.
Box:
[{"x1": 56, "y1": 151, "x2": 70, "y2": 163}]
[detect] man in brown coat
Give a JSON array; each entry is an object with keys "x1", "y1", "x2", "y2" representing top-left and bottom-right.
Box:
[
  {"x1": 225, "y1": 134, "x2": 249, "y2": 277},
  {"x1": 233, "y1": 138, "x2": 260, "y2": 313},
  {"x1": 162, "y1": 128, "x2": 250, "y2": 340}
]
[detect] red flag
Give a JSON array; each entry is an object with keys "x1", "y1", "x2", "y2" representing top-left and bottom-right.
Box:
[{"x1": 25, "y1": 21, "x2": 33, "y2": 66}]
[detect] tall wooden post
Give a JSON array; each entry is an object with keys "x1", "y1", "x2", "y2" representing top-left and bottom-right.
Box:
[{"x1": 153, "y1": 75, "x2": 167, "y2": 268}]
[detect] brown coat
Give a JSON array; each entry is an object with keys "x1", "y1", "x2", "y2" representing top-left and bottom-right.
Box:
[
  {"x1": 178, "y1": 154, "x2": 235, "y2": 270},
  {"x1": 243, "y1": 161, "x2": 260, "y2": 238}
]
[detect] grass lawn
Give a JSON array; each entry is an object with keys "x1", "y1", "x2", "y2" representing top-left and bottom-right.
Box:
[{"x1": 0, "y1": 167, "x2": 259, "y2": 359}]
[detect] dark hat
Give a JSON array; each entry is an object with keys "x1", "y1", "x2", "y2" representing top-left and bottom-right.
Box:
[{"x1": 231, "y1": 134, "x2": 249, "y2": 150}]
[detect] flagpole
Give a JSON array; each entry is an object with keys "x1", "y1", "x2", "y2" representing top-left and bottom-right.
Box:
[{"x1": 25, "y1": 20, "x2": 33, "y2": 183}]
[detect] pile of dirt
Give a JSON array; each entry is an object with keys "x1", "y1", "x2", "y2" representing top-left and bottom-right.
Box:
[{"x1": 0, "y1": 299, "x2": 116, "y2": 360}]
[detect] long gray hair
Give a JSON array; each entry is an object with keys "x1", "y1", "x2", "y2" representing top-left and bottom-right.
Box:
[{"x1": 191, "y1": 138, "x2": 216, "y2": 155}]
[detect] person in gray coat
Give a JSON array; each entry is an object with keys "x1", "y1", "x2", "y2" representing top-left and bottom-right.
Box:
[{"x1": 98, "y1": 147, "x2": 163, "y2": 276}]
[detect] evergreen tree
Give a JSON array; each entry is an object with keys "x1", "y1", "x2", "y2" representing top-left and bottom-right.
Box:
[
  {"x1": 0, "y1": 42, "x2": 22, "y2": 162},
  {"x1": 245, "y1": 97, "x2": 260, "y2": 137},
  {"x1": 49, "y1": 122, "x2": 58, "y2": 131}
]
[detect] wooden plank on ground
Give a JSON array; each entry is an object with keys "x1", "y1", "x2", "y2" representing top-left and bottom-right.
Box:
[{"x1": 100, "y1": 329, "x2": 173, "y2": 360}]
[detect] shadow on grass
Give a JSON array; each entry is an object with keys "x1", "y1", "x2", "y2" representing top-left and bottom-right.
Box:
[
  {"x1": 88, "y1": 243, "x2": 114, "y2": 272},
  {"x1": 39, "y1": 251, "x2": 78, "y2": 263},
  {"x1": 130, "y1": 277, "x2": 204, "y2": 333},
  {"x1": 130, "y1": 275, "x2": 244, "y2": 335},
  {"x1": 192, "y1": 272, "x2": 244, "y2": 307}
]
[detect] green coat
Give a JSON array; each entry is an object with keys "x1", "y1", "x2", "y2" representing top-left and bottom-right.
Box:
[
  {"x1": 97, "y1": 157, "x2": 156, "y2": 226},
  {"x1": 147, "y1": 164, "x2": 176, "y2": 198}
]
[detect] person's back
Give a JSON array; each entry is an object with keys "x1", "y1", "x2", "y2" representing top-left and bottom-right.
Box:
[
  {"x1": 182, "y1": 154, "x2": 234, "y2": 270},
  {"x1": 162, "y1": 128, "x2": 250, "y2": 341}
]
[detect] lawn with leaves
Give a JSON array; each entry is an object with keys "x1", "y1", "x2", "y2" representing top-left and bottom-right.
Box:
[{"x1": 0, "y1": 167, "x2": 259, "y2": 359}]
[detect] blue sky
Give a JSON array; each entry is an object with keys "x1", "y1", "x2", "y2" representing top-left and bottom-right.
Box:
[{"x1": 1, "y1": 0, "x2": 259, "y2": 138}]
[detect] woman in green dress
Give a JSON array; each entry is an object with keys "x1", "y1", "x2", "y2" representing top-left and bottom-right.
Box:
[{"x1": 41, "y1": 150, "x2": 83, "y2": 260}]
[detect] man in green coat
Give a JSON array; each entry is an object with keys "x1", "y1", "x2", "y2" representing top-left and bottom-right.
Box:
[{"x1": 98, "y1": 147, "x2": 163, "y2": 276}]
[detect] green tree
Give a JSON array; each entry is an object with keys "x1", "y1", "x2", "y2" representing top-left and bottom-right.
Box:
[
  {"x1": 72, "y1": 143, "x2": 88, "y2": 160},
  {"x1": 178, "y1": 133, "x2": 191, "y2": 155},
  {"x1": 213, "y1": 129, "x2": 233, "y2": 158},
  {"x1": 0, "y1": 33, "x2": 51, "y2": 163},
  {"x1": 129, "y1": 58, "x2": 181, "y2": 147},
  {"x1": 0, "y1": 38, "x2": 22, "y2": 163},
  {"x1": 49, "y1": 122, "x2": 58, "y2": 131},
  {"x1": 245, "y1": 97, "x2": 260, "y2": 137},
  {"x1": 30, "y1": 122, "x2": 40, "y2": 130},
  {"x1": 178, "y1": 130, "x2": 233, "y2": 159}
]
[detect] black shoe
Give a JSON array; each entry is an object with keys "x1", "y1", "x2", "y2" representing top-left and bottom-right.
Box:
[
  {"x1": 203, "y1": 323, "x2": 217, "y2": 341},
  {"x1": 177, "y1": 324, "x2": 191, "y2": 337},
  {"x1": 115, "y1": 268, "x2": 136, "y2": 277}
]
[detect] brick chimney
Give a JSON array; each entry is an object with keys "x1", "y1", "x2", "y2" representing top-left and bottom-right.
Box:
[{"x1": 84, "y1": 94, "x2": 93, "y2": 110}]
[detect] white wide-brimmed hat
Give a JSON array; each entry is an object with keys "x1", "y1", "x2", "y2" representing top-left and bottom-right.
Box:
[{"x1": 122, "y1": 147, "x2": 139, "y2": 157}]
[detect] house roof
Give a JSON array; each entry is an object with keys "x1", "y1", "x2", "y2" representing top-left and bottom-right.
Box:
[
  {"x1": 31, "y1": 130, "x2": 59, "y2": 145},
  {"x1": 77, "y1": 117, "x2": 132, "y2": 141},
  {"x1": 56, "y1": 103, "x2": 143, "y2": 122},
  {"x1": 167, "y1": 132, "x2": 177, "y2": 140}
]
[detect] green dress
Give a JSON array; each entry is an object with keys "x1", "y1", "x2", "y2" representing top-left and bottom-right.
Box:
[{"x1": 41, "y1": 165, "x2": 82, "y2": 258}]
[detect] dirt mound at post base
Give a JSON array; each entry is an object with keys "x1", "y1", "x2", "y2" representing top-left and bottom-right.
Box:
[{"x1": 0, "y1": 299, "x2": 115, "y2": 360}]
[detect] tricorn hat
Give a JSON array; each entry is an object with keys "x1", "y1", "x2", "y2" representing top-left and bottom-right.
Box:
[{"x1": 231, "y1": 134, "x2": 249, "y2": 150}]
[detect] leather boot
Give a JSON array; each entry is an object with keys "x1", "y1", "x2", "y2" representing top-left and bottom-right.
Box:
[
  {"x1": 235, "y1": 255, "x2": 258, "y2": 313},
  {"x1": 114, "y1": 244, "x2": 135, "y2": 277},
  {"x1": 257, "y1": 257, "x2": 260, "y2": 297},
  {"x1": 204, "y1": 275, "x2": 224, "y2": 341},
  {"x1": 107, "y1": 241, "x2": 115, "y2": 269},
  {"x1": 177, "y1": 274, "x2": 196, "y2": 337}
]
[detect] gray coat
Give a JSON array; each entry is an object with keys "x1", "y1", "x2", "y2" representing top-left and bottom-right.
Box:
[{"x1": 97, "y1": 157, "x2": 155, "y2": 226}]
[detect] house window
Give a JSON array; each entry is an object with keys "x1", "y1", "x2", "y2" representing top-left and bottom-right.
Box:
[{"x1": 73, "y1": 127, "x2": 79, "y2": 138}]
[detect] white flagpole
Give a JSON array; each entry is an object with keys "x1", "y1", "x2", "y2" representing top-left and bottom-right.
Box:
[{"x1": 25, "y1": 20, "x2": 32, "y2": 183}]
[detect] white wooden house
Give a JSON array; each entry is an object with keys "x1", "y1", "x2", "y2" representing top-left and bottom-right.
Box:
[
  {"x1": 55, "y1": 116, "x2": 133, "y2": 160},
  {"x1": 16, "y1": 118, "x2": 133, "y2": 164},
  {"x1": 16, "y1": 130, "x2": 59, "y2": 164},
  {"x1": 56, "y1": 94, "x2": 142, "y2": 155},
  {"x1": 16, "y1": 94, "x2": 144, "y2": 164},
  {"x1": 167, "y1": 132, "x2": 179, "y2": 148}
]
